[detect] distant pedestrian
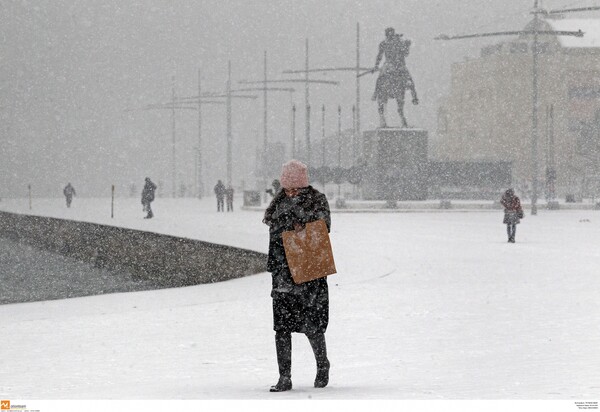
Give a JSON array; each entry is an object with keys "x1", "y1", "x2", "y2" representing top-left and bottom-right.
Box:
[
  {"x1": 266, "y1": 179, "x2": 282, "y2": 198},
  {"x1": 501, "y1": 188, "x2": 523, "y2": 243},
  {"x1": 141, "y1": 177, "x2": 157, "y2": 219},
  {"x1": 214, "y1": 180, "x2": 225, "y2": 212},
  {"x1": 226, "y1": 185, "x2": 234, "y2": 212},
  {"x1": 63, "y1": 183, "x2": 76, "y2": 208},
  {"x1": 263, "y1": 160, "x2": 331, "y2": 392}
]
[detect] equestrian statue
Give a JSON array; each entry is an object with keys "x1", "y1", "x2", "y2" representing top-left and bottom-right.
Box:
[{"x1": 362, "y1": 27, "x2": 419, "y2": 128}]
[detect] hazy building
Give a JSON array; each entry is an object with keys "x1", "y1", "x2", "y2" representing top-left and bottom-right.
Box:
[{"x1": 436, "y1": 17, "x2": 600, "y2": 199}]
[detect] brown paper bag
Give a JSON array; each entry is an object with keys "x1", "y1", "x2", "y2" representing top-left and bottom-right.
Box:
[{"x1": 282, "y1": 219, "x2": 337, "y2": 284}]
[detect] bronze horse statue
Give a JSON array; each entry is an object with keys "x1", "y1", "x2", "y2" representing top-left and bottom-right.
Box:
[{"x1": 365, "y1": 27, "x2": 419, "y2": 128}]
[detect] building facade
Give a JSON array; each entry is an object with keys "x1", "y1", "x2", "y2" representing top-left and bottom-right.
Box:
[{"x1": 436, "y1": 18, "x2": 600, "y2": 199}]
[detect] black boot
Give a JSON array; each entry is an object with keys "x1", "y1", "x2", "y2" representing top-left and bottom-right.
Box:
[
  {"x1": 270, "y1": 376, "x2": 292, "y2": 392},
  {"x1": 270, "y1": 331, "x2": 292, "y2": 392},
  {"x1": 314, "y1": 360, "x2": 330, "y2": 388},
  {"x1": 308, "y1": 332, "x2": 330, "y2": 388}
]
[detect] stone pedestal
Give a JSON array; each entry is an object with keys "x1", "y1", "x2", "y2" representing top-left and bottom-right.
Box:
[{"x1": 362, "y1": 128, "x2": 428, "y2": 200}]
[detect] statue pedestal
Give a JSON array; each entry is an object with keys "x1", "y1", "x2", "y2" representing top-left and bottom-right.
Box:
[{"x1": 362, "y1": 128, "x2": 428, "y2": 201}]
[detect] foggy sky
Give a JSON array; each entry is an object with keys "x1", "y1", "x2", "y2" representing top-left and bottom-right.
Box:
[{"x1": 2, "y1": 0, "x2": 598, "y2": 198}]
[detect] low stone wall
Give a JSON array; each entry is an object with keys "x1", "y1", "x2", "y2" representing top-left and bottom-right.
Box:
[{"x1": 0, "y1": 211, "x2": 267, "y2": 288}]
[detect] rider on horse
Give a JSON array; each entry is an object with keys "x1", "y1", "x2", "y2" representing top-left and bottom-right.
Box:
[{"x1": 372, "y1": 27, "x2": 419, "y2": 128}]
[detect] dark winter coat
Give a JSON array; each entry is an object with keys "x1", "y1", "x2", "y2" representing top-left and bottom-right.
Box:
[
  {"x1": 214, "y1": 181, "x2": 226, "y2": 199},
  {"x1": 63, "y1": 184, "x2": 76, "y2": 198},
  {"x1": 226, "y1": 186, "x2": 234, "y2": 202},
  {"x1": 501, "y1": 192, "x2": 523, "y2": 224},
  {"x1": 141, "y1": 180, "x2": 157, "y2": 204},
  {"x1": 263, "y1": 186, "x2": 331, "y2": 335}
]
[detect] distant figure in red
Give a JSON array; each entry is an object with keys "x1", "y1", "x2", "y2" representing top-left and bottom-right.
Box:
[
  {"x1": 63, "y1": 183, "x2": 76, "y2": 208},
  {"x1": 501, "y1": 188, "x2": 524, "y2": 243}
]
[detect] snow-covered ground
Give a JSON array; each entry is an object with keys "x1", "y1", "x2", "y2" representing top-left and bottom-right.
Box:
[{"x1": 1, "y1": 196, "x2": 599, "y2": 403}]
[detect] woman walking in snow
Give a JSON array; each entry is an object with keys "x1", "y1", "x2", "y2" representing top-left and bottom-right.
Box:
[
  {"x1": 501, "y1": 188, "x2": 524, "y2": 243},
  {"x1": 263, "y1": 160, "x2": 331, "y2": 392}
]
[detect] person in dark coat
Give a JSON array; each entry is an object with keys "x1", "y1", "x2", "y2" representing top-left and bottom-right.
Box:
[
  {"x1": 263, "y1": 159, "x2": 331, "y2": 392},
  {"x1": 266, "y1": 179, "x2": 282, "y2": 198},
  {"x1": 226, "y1": 185, "x2": 234, "y2": 212},
  {"x1": 214, "y1": 180, "x2": 225, "y2": 212},
  {"x1": 63, "y1": 183, "x2": 76, "y2": 208},
  {"x1": 141, "y1": 177, "x2": 157, "y2": 219},
  {"x1": 501, "y1": 188, "x2": 523, "y2": 243}
]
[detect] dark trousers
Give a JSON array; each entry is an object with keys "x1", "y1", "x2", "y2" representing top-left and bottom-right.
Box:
[
  {"x1": 506, "y1": 224, "x2": 516, "y2": 240},
  {"x1": 143, "y1": 201, "x2": 153, "y2": 218},
  {"x1": 65, "y1": 196, "x2": 72, "y2": 208},
  {"x1": 227, "y1": 199, "x2": 233, "y2": 212},
  {"x1": 275, "y1": 331, "x2": 328, "y2": 378},
  {"x1": 217, "y1": 197, "x2": 224, "y2": 212}
]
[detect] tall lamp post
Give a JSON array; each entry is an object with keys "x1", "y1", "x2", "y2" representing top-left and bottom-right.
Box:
[
  {"x1": 292, "y1": 104, "x2": 297, "y2": 159},
  {"x1": 434, "y1": 0, "x2": 591, "y2": 215}
]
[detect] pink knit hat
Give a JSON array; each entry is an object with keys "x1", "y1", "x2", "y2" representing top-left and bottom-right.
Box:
[{"x1": 280, "y1": 160, "x2": 309, "y2": 189}]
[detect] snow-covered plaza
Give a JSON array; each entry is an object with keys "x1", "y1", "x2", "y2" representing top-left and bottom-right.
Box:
[{"x1": 0, "y1": 196, "x2": 598, "y2": 404}]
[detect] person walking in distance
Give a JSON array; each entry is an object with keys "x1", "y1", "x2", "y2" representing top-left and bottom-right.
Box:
[
  {"x1": 141, "y1": 177, "x2": 157, "y2": 219},
  {"x1": 263, "y1": 160, "x2": 331, "y2": 392},
  {"x1": 501, "y1": 188, "x2": 524, "y2": 243},
  {"x1": 266, "y1": 179, "x2": 282, "y2": 198},
  {"x1": 214, "y1": 180, "x2": 225, "y2": 212},
  {"x1": 226, "y1": 184, "x2": 234, "y2": 212},
  {"x1": 63, "y1": 183, "x2": 76, "y2": 208}
]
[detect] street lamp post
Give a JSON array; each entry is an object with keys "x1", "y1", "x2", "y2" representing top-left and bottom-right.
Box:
[
  {"x1": 545, "y1": 103, "x2": 557, "y2": 205},
  {"x1": 171, "y1": 76, "x2": 176, "y2": 197},
  {"x1": 321, "y1": 104, "x2": 326, "y2": 190},
  {"x1": 352, "y1": 105, "x2": 357, "y2": 163},
  {"x1": 292, "y1": 104, "x2": 297, "y2": 159},
  {"x1": 226, "y1": 62, "x2": 233, "y2": 187},
  {"x1": 197, "y1": 68, "x2": 203, "y2": 198},
  {"x1": 338, "y1": 104, "x2": 342, "y2": 198},
  {"x1": 531, "y1": 7, "x2": 540, "y2": 214}
]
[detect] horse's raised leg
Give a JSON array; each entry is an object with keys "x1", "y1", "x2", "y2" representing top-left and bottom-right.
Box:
[
  {"x1": 397, "y1": 95, "x2": 408, "y2": 128},
  {"x1": 410, "y1": 85, "x2": 419, "y2": 105},
  {"x1": 378, "y1": 99, "x2": 387, "y2": 128}
]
